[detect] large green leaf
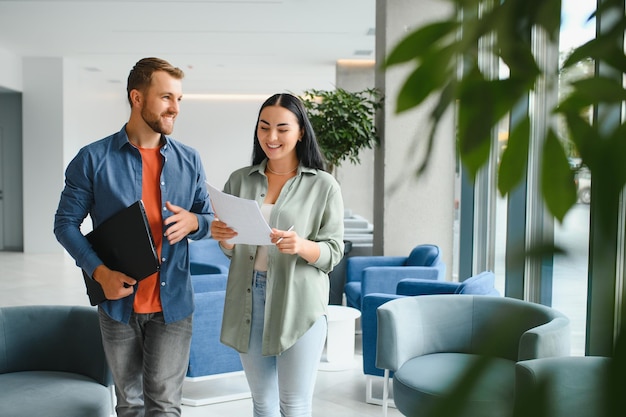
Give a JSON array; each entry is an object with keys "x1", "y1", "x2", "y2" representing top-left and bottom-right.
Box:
[
  {"x1": 564, "y1": 39, "x2": 626, "y2": 74},
  {"x1": 541, "y1": 130, "x2": 576, "y2": 222},
  {"x1": 396, "y1": 46, "x2": 455, "y2": 112},
  {"x1": 458, "y1": 75, "x2": 531, "y2": 178},
  {"x1": 384, "y1": 21, "x2": 459, "y2": 67},
  {"x1": 498, "y1": 117, "x2": 530, "y2": 195},
  {"x1": 571, "y1": 77, "x2": 626, "y2": 103}
]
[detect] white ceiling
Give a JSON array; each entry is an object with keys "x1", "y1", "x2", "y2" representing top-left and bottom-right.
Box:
[{"x1": 0, "y1": 0, "x2": 376, "y2": 95}]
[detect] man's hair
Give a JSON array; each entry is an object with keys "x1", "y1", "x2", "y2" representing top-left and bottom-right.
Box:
[{"x1": 126, "y1": 57, "x2": 184, "y2": 106}]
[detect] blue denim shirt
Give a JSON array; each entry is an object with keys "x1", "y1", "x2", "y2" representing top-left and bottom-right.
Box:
[{"x1": 54, "y1": 125, "x2": 213, "y2": 324}]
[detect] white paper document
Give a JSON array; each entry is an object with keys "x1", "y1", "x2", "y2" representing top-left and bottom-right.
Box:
[{"x1": 206, "y1": 181, "x2": 273, "y2": 245}]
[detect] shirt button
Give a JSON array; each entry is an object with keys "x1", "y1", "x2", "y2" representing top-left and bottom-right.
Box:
[
  {"x1": 161, "y1": 257, "x2": 166, "y2": 262},
  {"x1": 246, "y1": 319, "x2": 250, "y2": 324},
  {"x1": 249, "y1": 256, "x2": 254, "y2": 261},
  {"x1": 163, "y1": 206, "x2": 167, "y2": 211},
  {"x1": 161, "y1": 282, "x2": 166, "y2": 286},
  {"x1": 247, "y1": 288, "x2": 251, "y2": 293},
  {"x1": 161, "y1": 181, "x2": 165, "y2": 186},
  {"x1": 260, "y1": 193, "x2": 265, "y2": 197}
]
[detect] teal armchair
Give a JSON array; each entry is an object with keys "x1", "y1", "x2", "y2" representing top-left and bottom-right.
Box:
[
  {"x1": 0, "y1": 305, "x2": 113, "y2": 417},
  {"x1": 376, "y1": 294, "x2": 571, "y2": 417}
]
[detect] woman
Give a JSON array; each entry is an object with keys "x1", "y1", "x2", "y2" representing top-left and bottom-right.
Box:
[{"x1": 210, "y1": 93, "x2": 345, "y2": 417}]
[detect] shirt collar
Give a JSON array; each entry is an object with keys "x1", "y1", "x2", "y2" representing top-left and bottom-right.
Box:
[
  {"x1": 115, "y1": 124, "x2": 170, "y2": 151},
  {"x1": 249, "y1": 159, "x2": 316, "y2": 177}
]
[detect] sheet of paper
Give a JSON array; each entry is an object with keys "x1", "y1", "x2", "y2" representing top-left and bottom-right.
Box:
[{"x1": 206, "y1": 181, "x2": 273, "y2": 245}]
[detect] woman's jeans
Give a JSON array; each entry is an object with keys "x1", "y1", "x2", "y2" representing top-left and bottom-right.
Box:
[
  {"x1": 240, "y1": 271, "x2": 327, "y2": 417},
  {"x1": 98, "y1": 308, "x2": 192, "y2": 417}
]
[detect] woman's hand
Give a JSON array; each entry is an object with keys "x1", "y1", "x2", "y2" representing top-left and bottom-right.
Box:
[
  {"x1": 210, "y1": 218, "x2": 237, "y2": 250},
  {"x1": 271, "y1": 227, "x2": 320, "y2": 262}
]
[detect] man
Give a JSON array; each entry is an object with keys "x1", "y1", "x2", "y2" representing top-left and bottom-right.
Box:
[{"x1": 54, "y1": 57, "x2": 213, "y2": 416}]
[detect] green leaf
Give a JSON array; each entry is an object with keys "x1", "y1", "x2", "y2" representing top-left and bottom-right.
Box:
[
  {"x1": 498, "y1": 116, "x2": 530, "y2": 195},
  {"x1": 541, "y1": 130, "x2": 576, "y2": 222},
  {"x1": 384, "y1": 21, "x2": 459, "y2": 67},
  {"x1": 458, "y1": 74, "x2": 531, "y2": 178},
  {"x1": 571, "y1": 77, "x2": 626, "y2": 103},
  {"x1": 457, "y1": 79, "x2": 494, "y2": 177},
  {"x1": 412, "y1": 82, "x2": 457, "y2": 176},
  {"x1": 395, "y1": 46, "x2": 455, "y2": 113}
]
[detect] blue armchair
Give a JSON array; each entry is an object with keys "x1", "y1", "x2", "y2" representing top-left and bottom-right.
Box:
[
  {"x1": 361, "y1": 271, "x2": 499, "y2": 405},
  {"x1": 183, "y1": 273, "x2": 250, "y2": 406},
  {"x1": 188, "y1": 238, "x2": 230, "y2": 275},
  {"x1": 344, "y1": 244, "x2": 445, "y2": 310}
]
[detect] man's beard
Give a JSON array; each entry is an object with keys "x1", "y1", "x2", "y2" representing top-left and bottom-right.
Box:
[{"x1": 141, "y1": 107, "x2": 174, "y2": 135}]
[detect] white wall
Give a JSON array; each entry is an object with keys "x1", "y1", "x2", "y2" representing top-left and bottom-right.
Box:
[
  {"x1": 0, "y1": 48, "x2": 22, "y2": 92},
  {"x1": 23, "y1": 57, "x2": 65, "y2": 252},
  {"x1": 175, "y1": 98, "x2": 263, "y2": 189}
]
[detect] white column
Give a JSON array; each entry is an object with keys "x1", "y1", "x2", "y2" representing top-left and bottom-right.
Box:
[
  {"x1": 22, "y1": 57, "x2": 65, "y2": 253},
  {"x1": 375, "y1": 0, "x2": 456, "y2": 279}
]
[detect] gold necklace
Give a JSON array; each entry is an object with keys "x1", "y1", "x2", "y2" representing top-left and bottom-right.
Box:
[{"x1": 266, "y1": 165, "x2": 298, "y2": 175}]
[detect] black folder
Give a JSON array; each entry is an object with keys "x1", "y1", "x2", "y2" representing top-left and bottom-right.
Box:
[{"x1": 82, "y1": 200, "x2": 160, "y2": 306}]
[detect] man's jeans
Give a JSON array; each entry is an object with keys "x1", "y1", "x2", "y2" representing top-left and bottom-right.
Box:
[{"x1": 98, "y1": 308, "x2": 192, "y2": 417}]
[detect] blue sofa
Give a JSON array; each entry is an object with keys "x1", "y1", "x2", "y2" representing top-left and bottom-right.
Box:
[
  {"x1": 183, "y1": 273, "x2": 250, "y2": 406},
  {"x1": 188, "y1": 237, "x2": 230, "y2": 275},
  {"x1": 0, "y1": 305, "x2": 113, "y2": 417}
]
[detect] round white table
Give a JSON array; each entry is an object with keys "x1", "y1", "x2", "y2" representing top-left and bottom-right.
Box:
[{"x1": 319, "y1": 305, "x2": 361, "y2": 371}]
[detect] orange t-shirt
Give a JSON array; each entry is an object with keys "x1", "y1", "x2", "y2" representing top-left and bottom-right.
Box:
[{"x1": 134, "y1": 146, "x2": 163, "y2": 313}]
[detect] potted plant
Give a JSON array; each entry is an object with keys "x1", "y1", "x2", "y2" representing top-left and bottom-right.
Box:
[
  {"x1": 299, "y1": 87, "x2": 383, "y2": 173},
  {"x1": 382, "y1": 1, "x2": 625, "y2": 415}
]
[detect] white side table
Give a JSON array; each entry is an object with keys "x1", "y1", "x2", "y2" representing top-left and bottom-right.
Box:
[{"x1": 319, "y1": 305, "x2": 361, "y2": 371}]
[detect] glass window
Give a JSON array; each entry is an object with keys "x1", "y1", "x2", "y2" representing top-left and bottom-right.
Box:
[
  {"x1": 490, "y1": 0, "x2": 595, "y2": 356},
  {"x1": 551, "y1": 0, "x2": 595, "y2": 356}
]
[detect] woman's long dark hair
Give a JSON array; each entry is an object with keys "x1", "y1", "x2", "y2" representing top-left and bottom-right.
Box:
[{"x1": 251, "y1": 93, "x2": 326, "y2": 171}]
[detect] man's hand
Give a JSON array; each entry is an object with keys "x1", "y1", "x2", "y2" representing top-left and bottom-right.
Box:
[
  {"x1": 163, "y1": 201, "x2": 199, "y2": 244},
  {"x1": 93, "y1": 264, "x2": 136, "y2": 300}
]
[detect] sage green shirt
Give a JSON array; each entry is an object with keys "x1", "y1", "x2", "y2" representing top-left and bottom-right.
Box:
[{"x1": 219, "y1": 161, "x2": 345, "y2": 355}]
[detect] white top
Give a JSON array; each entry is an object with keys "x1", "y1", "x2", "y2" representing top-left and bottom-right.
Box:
[{"x1": 253, "y1": 204, "x2": 274, "y2": 271}]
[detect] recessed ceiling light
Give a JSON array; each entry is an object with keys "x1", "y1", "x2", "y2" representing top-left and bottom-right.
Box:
[{"x1": 354, "y1": 50, "x2": 373, "y2": 56}]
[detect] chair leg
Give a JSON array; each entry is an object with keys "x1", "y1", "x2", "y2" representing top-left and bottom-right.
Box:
[
  {"x1": 109, "y1": 385, "x2": 116, "y2": 417},
  {"x1": 365, "y1": 374, "x2": 396, "y2": 407},
  {"x1": 382, "y1": 369, "x2": 389, "y2": 417}
]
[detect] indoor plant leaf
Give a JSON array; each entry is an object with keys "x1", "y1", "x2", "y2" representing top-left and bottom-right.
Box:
[{"x1": 541, "y1": 129, "x2": 576, "y2": 222}]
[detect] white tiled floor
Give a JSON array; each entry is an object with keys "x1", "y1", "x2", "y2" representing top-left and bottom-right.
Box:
[{"x1": 0, "y1": 251, "x2": 400, "y2": 417}]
